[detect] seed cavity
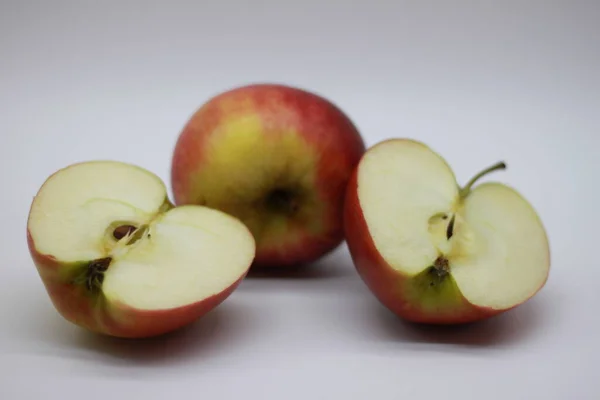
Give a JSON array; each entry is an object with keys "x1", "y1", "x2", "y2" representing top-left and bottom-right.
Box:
[
  {"x1": 111, "y1": 224, "x2": 149, "y2": 246},
  {"x1": 113, "y1": 224, "x2": 137, "y2": 240}
]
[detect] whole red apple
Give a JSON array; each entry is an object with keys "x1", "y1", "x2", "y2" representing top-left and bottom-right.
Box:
[
  {"x1": 344, "y1": 139, "x2": 550, "y2": 324},
  {"x1": 171, "y1": 83, "x2": 365, "y2": 268}
]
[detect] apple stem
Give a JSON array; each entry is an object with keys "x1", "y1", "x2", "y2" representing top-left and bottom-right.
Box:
[{"x1": 460, "y1": 161, "x2": 506, "y2": 197}]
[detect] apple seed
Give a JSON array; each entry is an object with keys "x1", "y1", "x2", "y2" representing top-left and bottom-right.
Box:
[
  {"x1": 446, "y1": 214, "x2": 456, "y2": 240},
  {"x1": 113, "y1": 224, "x2": 137, "y2": 240}
]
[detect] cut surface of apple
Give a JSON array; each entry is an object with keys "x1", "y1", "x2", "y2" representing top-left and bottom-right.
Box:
[
  {"x1": 347, "y1": 139, "x2": 550, "y2": 323},
  {"x1": 27, "y1": 161, "x2": 255, "y2": 337}
]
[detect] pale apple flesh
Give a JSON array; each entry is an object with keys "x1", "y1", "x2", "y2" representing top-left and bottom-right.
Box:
[
  {"x1": 27, "y1": 161, "x2": 255, "y2": 338},
  {"x1": 345, "y1": 139, "x2": 550, "y2": 324}
]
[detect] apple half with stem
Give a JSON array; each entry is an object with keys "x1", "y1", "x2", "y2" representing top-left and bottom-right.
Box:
[
  {"x1": 344, "y1": 139, "x2": 550, "y2": 324},
  {"x1": 27, "y1": 160, "x2": 255, "y2": 338}
]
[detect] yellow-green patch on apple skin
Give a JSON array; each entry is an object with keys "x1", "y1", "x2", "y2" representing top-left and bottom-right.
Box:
[
  {"x1": 402, "y1": 267, "x2": 465, "y2": 317},
  {"x1": 171, "y1": 83, "x2": 366, "y2": 267}
]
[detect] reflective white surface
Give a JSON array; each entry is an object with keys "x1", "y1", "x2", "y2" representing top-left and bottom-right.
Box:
[{"x1": 1, "y1": 1, "x2": 598, "y2": 399}]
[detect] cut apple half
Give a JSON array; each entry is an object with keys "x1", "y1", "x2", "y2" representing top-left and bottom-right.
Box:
[
  {"x1": 27, "y1": 161, "x2": 255, "y2": 338},
  {"x1": 345, "y1": 139, "x2": 550, "y2": 324}
]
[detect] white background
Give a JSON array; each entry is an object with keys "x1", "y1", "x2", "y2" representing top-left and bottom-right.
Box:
[{"x1": 1, "y1": 1, "x2": 598, "y2": 399}]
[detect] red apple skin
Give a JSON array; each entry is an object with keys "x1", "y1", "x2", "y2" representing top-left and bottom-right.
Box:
[
  {"x1": 171, "y1": 83, "x2": 365, "y2": 268},
  {"x1": 343, "y1": 163, "x2": 506, "y2": 325},
  {"x1": 27, "y1": 230, "x2": 248, "y2": 338}
]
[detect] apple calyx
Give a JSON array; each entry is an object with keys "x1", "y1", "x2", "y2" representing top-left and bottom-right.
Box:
[
  {"x1": 432, "y1": 256, "x2": 450, "y2": 278},
  {"x1": 265, "y1": 188, "x2": 300, "y2": 216},
  {"x1": 459, "y1": 161, "x2": 507, "y2": 198},
  {"x1": 71, "y1": 256, "x2": 112, "y2": 294}
]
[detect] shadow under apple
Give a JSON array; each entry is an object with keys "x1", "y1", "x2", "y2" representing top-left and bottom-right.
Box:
[
  {"x1": 246, "y1": 261, "x2": 350, "y2": 280},
  {"x1": 72, "y1": 302, "x2": 246, "y2": 366},
  {"x1": 367, "y1": 294, "x2": 552, "y2": 348},
  {"x1": 9, "y1": 284, "x2": 260, "y2": 371},
  {"x1": 245, "y1": 247, "x2": 356, "y2": 281}
]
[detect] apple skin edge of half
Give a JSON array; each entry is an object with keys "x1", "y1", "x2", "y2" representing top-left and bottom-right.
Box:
[
  {"x1": 343, "y1": 141, "x2": 550, "y2": 325},
  {"x1": 25, "y1": 161, "x2": 255, "y2": 339},
  {"x1": 26, "y1": 229, "x2": 248, "y2": 339}
]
